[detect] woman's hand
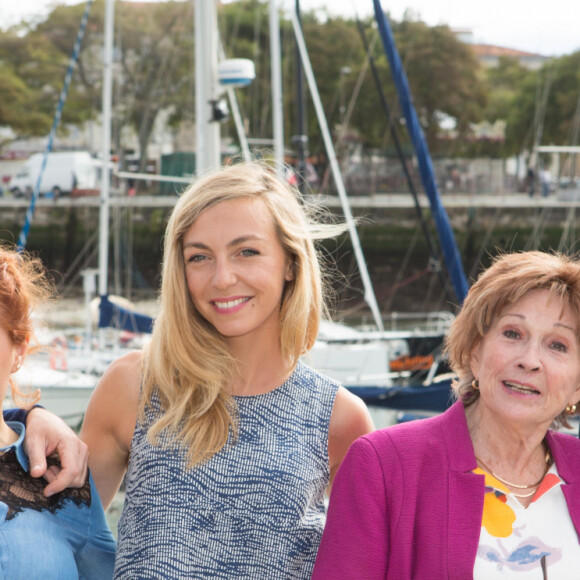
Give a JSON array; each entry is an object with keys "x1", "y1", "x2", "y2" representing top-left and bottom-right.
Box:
[{"x1": 25, "y1": 407, "x2": 88, "y2": 496}]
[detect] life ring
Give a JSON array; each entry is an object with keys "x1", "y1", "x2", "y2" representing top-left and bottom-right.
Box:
[{"x1": 50, "y1": 336, "x2": 68, "y2": 371}]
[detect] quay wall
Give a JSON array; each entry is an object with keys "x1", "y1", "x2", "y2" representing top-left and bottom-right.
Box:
[{"x1": 0, "y1": 194, "x2": 576, "y2": 315}]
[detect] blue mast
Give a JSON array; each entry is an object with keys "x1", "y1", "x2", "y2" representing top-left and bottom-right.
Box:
[
  {"x1": 18, "y1": 0, "x2": 93, "y2": 250},
  {"x1": 372, "y1": 0, "x2": 469, "y2": 303}
]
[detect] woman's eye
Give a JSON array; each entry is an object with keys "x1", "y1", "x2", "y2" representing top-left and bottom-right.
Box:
[
  {"x1": 186, "y1": 254, "x2": 205, "y2": 263},
  {"x1": 503, "y1": 329, "x2": 520, "y2": 339},
  {"x1": 240, "y1": 248, "x2": 259, "y2": 257},
  {"x1": 551, "y1": 341, "x2": 568, "y2": 353}
]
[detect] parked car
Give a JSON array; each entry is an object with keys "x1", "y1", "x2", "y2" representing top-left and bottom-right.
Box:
[{"x1": 9, "y1": 151, "x2": 99, "y2": 198}]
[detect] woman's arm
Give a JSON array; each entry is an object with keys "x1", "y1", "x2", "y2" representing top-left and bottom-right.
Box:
[
  {"x1": 75, "y1": 476, "x2": 117, "y2": 579},
  {"x1": 3, "y1": 408, "x2": 33, "y2": 424},
  {"x1": 327, "y1": 386, "x2": 375, "y2": 489},
  {"x1": 80, "y1": 350, "x2": 141, "y2": 509},
  {"x1": 313, "y1": 436, "x2": 389, "y2": 579}
]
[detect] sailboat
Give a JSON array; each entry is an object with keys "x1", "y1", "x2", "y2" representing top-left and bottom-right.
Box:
[
  {"x1": 7, "y1": 0, "x2": 464, "y2": 426},
  {"x1": 285, "y1": 2, "x2": 463, "y2": 413},
  {"x1": 104, "y1": 0, "x2": 459, "y2": 415}
]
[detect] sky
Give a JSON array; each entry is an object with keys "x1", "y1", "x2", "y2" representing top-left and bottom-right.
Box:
[{"x1": 1, "y1": 0, "x2": 579, "y2": 57}]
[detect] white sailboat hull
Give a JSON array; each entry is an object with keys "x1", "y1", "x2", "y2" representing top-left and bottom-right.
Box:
[{"x1": 6, "y1": 364, "x2": 98, "y2": 428}]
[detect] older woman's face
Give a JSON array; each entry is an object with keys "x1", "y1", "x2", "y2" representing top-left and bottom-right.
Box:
[{"x1": 470, "y1": 289, "x2": 580, "y2": 429}]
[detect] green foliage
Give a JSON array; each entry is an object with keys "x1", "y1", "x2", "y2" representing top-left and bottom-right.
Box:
[
  {"x1": 0, "y1": 6, "x2": 102, "y2": 143},
  {"x1": 0, "y1": 60, "x2": 50, "y2": 138},
  {"x1": 394, "y1": 20, "x2": 486, "y2": 149},
  {"x1": 485, "y1": 56, "x2": 532, "y2": 121},
  {"x1": 218, "y1": 4, "x2": 488, "y2": 157},
  {"x1": 0, "y1": 30, "x2": 57, "y2": 136},
  {"x1": 1, "y1": 0, "x2": 579, "y2": 164},
  {"x1": 114, "y1": 1, "x2": 194, "y2": 169},
  {"x1": 541, "y1": 51, "x2": 580, "y2": 145}
]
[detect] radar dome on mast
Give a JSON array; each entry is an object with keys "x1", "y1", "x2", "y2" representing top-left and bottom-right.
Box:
[{"x1": 217, "y1": 59, "x2": 256, "y2": 88}]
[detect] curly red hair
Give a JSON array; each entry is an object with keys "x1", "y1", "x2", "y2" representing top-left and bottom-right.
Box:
[{"x1": 0, "y1": 245, "x2": 54, "y2": 408}]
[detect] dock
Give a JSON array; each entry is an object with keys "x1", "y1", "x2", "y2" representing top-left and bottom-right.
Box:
[{"x1": 1, "y1": 192, "x2": 578, "y2": 210}]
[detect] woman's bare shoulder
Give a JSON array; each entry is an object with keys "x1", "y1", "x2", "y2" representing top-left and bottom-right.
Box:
[
  {"x1": 81, "y1": 350, "x2": 144, "y2": 506},
  {"x1": 98, "y1": 350, "x2": 143, "y2": 391},
  {"x1": 86, "y1": 350, "x2": 143, "y2": 421},
  {"x1": 107, "y1": 349, "x2": 143, "y2": 374}
]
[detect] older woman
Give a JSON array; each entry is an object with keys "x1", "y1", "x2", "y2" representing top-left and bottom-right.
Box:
[{"x1": 313, "y1": 251, "x2": 580, "y2": 579}]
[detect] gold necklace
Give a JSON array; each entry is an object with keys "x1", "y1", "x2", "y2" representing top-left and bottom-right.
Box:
[
  {"x1": 505, "y1": 488, "x2": 537, "y2": 499},
  {"x1": 475, "y1": 448, "x2": 552, "y2": 498}
]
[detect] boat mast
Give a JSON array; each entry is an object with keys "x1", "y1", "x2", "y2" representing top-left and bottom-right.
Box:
[
  {"x1": 99, "y1": 0, "x2": 114, "y2": 301},
  {"x1": 269, "y1": 0, "x2": 284, "y2": 177},
  {"x1": 293, "y1": 0, "x2": 308, "y2": 191},
  {"x1": 290, "y1": 11, "x2": 384, "y2": 331},
  {"x1": 372, "y1": 0, "x2": 469, "y2": 303},
  {"x1": 195, "y1": 0, "x2": 221, "y2": 174}
]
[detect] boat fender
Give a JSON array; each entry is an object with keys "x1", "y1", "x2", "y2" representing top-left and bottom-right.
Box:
[{"x1": 50, "y1": 336, "x2": 68, "y2": 371}]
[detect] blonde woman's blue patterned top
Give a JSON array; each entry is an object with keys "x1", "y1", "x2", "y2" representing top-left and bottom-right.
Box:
[{"x1": 113, "y1": 361, "x2": 339, "y2": 579}]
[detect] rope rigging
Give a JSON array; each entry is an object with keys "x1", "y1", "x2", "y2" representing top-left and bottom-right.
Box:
[
  {"x1": 18, "y1": 0, "x2": 94, "y2": 251},
  {"x1": 523, "y1": 206, "x2": 554, "y2": 251},
  {"x1": 353, "y1": 8, "x2": 452, "y2": 305}
]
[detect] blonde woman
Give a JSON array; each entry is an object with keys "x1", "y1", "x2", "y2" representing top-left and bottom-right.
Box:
[{"x1": 37, "y1": 161, "x2": 375, "y2": 578}]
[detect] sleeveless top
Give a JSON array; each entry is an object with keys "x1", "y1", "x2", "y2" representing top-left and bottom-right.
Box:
[{"x1": 113, "y1": 361, "x2": 340, "y2": 579}]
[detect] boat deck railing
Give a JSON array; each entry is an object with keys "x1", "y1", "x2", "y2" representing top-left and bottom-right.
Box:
[{"x1": 354, "y1": 310, "x2": 455, "y2": 335}]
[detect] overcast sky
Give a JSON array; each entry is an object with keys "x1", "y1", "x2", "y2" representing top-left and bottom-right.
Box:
[{"x1": 2, "y1": 0, "x2": 579, "y2": 57}]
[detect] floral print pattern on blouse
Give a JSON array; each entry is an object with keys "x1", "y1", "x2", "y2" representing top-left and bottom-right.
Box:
[{"x1": 473, "y1": 464, "x2": 580, "y2": 578}]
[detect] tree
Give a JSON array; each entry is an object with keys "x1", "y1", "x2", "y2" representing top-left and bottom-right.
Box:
[
  {"x1": 110, "y1": 1, "x2": 194, "y2": 173},
  {"x1": 0, "y1": 0, "x2": 511, "y2": 168},
  {"x1": 392, "y1": 18, "x2": 487, "y2": 154},
  {"x1": 0, "y1": 28, "x2": 65, "y2": 140},
  {"x1": 219, "y1": 0, "x2": 272, "y2": 143},
  {"x1": 0, "y1": 0, "x2": 194, "y2": 171},
  {"x1": 297, "y1": 13, "x2": 487, "y2": 157},
  {"x1": 220, "y1": 5, "x2": 487, "y2": 161},
  {"x1": 465, "y1": 56, "x2": 535, "y2": 158},
  {"x1": 540, "y1": 51, "x2": 580, "y2": 146},
  {"x1": 496, "y1": 51, "x2": 580, "y2": 165},
  {"x1": 0, "y1": 50, "x2": 52, "y2": 142},
  {"x1": 300, "y1": 14, "x2": 369, "y2": 148},
  {"x1": 0, "y1": 4, "x2": 105, "y2": 145},
  {"x1": 484, "y1": 57, "x2": 531, "y2": 121}
]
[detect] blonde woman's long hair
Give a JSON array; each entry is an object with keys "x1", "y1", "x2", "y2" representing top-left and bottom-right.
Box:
[{"x1": 140, "y1": 161, "x2": 346, "y2": 466}]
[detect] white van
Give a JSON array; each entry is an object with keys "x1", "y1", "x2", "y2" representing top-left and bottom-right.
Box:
[{"x1": 9, "y1": 151, "x2": 99, "y2": 198}]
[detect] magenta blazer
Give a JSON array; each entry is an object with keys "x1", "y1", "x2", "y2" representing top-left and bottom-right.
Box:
[{"x1": 312, "y1": 401, "x2": 580, "y2": 579}]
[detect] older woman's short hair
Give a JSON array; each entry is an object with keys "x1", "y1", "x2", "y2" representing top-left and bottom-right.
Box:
[{"x1": 445, "y1": 251, "x2": 580, "y2": 426}]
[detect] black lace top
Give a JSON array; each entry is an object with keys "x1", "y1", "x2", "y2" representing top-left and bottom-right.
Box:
[{"x1": 0, "y1": 449, "x2": 91, "y2": 521}]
